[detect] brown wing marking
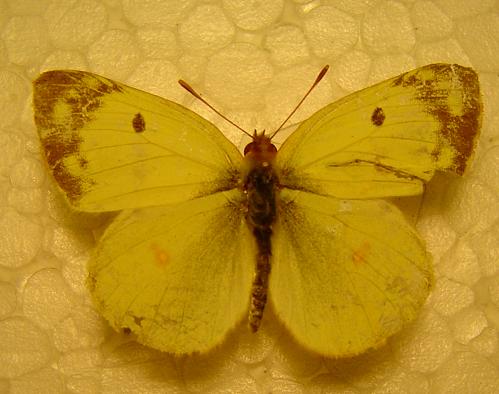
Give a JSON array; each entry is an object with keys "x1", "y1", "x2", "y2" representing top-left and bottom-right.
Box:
[
  {"x1": 391, "y1": 64, "x2": 482, "y2": 176},
  {"x1": 33, "y1": 71, "x2": 124, "y2": 203}
]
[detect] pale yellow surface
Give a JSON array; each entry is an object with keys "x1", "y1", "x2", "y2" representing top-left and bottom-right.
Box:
[
  {"x1": 271, "y1": 190, "x2": 432, "y2": 357},
  {"x1": 277, "y1": 64, "x2": 480, "y2": 198},
  {"x1": 88, "y1": 190, "x2": 254, "y2": 355},
  {"x1": 1, "y1": 1, "x2": 498, "y2": 393},
  {"x1": 33, "y1": 71, "x2": 242, "y2": 211}
]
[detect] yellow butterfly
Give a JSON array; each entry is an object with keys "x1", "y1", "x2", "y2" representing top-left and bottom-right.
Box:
[{"x1": 33, "y1": 64, "x2": 481, "y2": 357}]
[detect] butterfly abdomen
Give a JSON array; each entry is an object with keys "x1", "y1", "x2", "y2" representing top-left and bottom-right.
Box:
[
  {"x1": 243, "y1": 133, "x2": 279, "y2": 332},
  {"x1": 245, "y1": 164, "x2": 278, "y2": 332}
]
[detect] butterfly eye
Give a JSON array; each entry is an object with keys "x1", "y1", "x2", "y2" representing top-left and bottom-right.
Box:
[
  {"x1": 243, "y1": 139, "x2": 277, "y2": 160},
  {"x1": 268, "y1": 144, "x2": 277, "y2": 154},
  {"x1": 244, "y1": 141, "x2": 256, "y2": 156}
]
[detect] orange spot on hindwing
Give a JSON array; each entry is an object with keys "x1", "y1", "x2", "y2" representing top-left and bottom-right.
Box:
[
  {"x1": 150, "y1": 242, "x2": 170, "y2": 268},
  {"x1": 352, "y1": 241, "x2": 371, "y2": 265}
]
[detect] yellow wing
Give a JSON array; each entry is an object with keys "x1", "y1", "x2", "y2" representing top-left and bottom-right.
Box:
[
  {"x1": 270, "y1": 190, "x2": 433, "y2": 357},
  {"x1": 276, "y1": 64, "x2": 482, "y2": 199},
  {"x1": 33, "y1": 71, "x2": 242, "y2": 212},
  {"x1": 87, "y1": 190, "x2": 254, "y2": 354}
]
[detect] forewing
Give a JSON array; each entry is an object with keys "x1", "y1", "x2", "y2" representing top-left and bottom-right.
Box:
[
  {"x1": 87, "y1": 190, "x2": 254, "y2": 355},
  {"x1": 33, "y1": 70, "x2": 242, "y2": 212},
  {"x1": 276, "y1": 64, "x2": 481, "y2": 199},
  {"x1": 270, "y1": 190, "x2": 433, "y2": 357}
]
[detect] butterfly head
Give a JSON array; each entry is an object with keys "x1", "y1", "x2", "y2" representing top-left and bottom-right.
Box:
[{"x1": 243, "y1": 130, "x2": 277, "y2": 166}]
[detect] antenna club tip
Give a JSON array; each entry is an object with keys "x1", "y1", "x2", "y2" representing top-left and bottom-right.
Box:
[
  {"x1": 316, "y1": 65, "x2": 329, "y2": 82},
  {"x1": 178, "y1": 79, "x2": 201, "y2": 98}
]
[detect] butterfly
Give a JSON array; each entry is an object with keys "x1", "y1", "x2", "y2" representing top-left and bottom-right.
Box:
[{"x1": 33, "y1": 64, "x2": 481, "y2": 357}]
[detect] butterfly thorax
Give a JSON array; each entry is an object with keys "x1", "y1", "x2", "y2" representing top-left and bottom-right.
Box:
[{"x1": 243, "y1": 133, "x2": 278, "y2": 332}]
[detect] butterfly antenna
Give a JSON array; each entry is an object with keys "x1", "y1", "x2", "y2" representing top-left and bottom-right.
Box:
[
  {"x1": 269, "y1": 65, "x2": 329, "y2": 139},
  {"x1": 178, "y1": 79, "x2": 253, "y2": 138}
]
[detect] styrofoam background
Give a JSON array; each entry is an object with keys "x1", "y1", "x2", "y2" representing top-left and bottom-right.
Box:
[{"x1": 0, "y1": 0, "x2": 498, "y2": 392}]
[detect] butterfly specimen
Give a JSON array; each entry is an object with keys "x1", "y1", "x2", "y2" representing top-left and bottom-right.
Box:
[{"x1": 33, "y1": 64, "x2": 481, "y2": 357}]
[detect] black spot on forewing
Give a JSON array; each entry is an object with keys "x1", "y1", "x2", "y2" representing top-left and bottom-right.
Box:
[
  {"x1": 391, "y1": 64, "x2": 482, "y2": 175},
  {"x1": 33, "y1": 70, "x2": 123, "y2": 204},
  {"x1": 371, "y1": 107, "x2": 385, "y2": 126},
  {"x1": 132, "y1": 113, "x2": 145, "y2": 132}
]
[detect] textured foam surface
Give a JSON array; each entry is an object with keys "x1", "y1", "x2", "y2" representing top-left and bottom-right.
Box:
[{"x1": 1, "y1": 0, "x2": 498, "y2": 392}]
